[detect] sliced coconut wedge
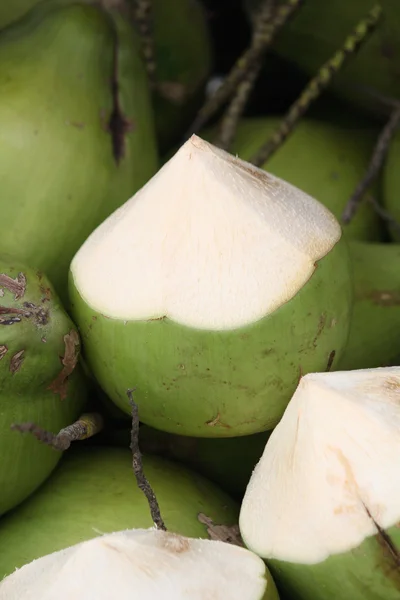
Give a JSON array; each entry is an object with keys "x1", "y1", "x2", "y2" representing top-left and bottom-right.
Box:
[
  {"x1": 239, "y1": 366, "x2": 400, "y2": 600},
  {"x1": 71, "y1": 135, "x2": 340, "y2": 330},
  {"x1": 68, "y1": 135, "x2": 352, "y2": 436},
  {"x1": 0, "y1": 528, "x2": 276, "y2": 600}
]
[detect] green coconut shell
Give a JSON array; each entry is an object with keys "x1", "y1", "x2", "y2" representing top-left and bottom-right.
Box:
[
  {"x1": 244, "y1": 0, "x2": 400, "y2": 119},
  {"x1": 0, "y1": 0, "x2": 158, "y2": 303},
  {"x1": 0, "y1": 446, "x2": 240, "y2": 579},
  {"x1": 337, "y1": 241, "x2": 400, "y2": 370},
  {"x1": 69, "y1": 236, "x2": 352, "y2": 438},
  {"x1": 0, "y1": 257, "x2": 87, "y2": 516},
  {"x1": 266, "y1": 522, "x2": 400, "y2": 600},
  {"x1": 103, "y1": 424, "x2": 272, "y2": 500},
  {"x1": 204, "y1": 116, "x2": 383, "y2": 242}
]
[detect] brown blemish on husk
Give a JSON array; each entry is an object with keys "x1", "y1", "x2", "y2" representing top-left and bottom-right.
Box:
[
  {"x1": 0, "y1": 345, "x2": 8, "y2": 360},
  {"x1": 158, "y1": 532, "x2": 190, "y2": 554},
  {"x1": 10, "y1": 350, "x2": 25, "y2": 374},
  {"x1": 206, "y1": 412, "x2": 231, "y2": 429},
  {"x1": 197, "y1": 513, "x2": 243, "y2": 547},
  {"x1": 363, "y1": 289, "x2": 400, "y2": 307},
  {"x1": 0, "y1": 272, "x2": 26, "y2": 299},
  {"x1": 313, "y1": 312, "x2": 327, "y2": 347},
  {"x1": 48, "y1": 330, "x2": 80, "y2": 400}
]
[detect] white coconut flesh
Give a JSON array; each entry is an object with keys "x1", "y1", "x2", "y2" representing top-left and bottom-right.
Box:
[
  {"x1": 0, "y1": 528, "x2": 269, "y2": 600},
  {"x1": 71, "y1": 135, "x2": 341, "y2": 331},
  {"x1": 239, "y1": 366, "x2": 400, "y2": 564}
]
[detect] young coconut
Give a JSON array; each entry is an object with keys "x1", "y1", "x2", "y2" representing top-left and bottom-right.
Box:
[
  {"x1": 69, "y1": 135, "x2": 352, "y2": 437},
  {"x1": 0, "y1": 0, "x2": 158, "y2": 303},
  {"x1": 239, "y1": 366, "x2": 400, "y2": 600},
  {"x1": 0, "y1": 257, "x2": 86, "y2": 516},
  {"x1": 0, "y1": 528, "x2": 277, "y2": 600},
  {"x1": 207, "y1": 116, "x2": 383, "y2": 241},
  {"x1": 0, "y1": 446, "x2": 240, "y2": 577},
  {"x1": 338, "y1": 241, "x2": 400, "y2": 370}
]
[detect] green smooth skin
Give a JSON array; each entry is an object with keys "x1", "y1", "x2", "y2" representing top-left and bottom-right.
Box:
[
  {"x1": 383, "y1": 130, "x2": 400, "y2": 242},
  {"x1": 0, "y1": 257, "x2": 86, "y2": 516},
  {"x1": 338, "y1": 242, "x2": 400, "y2": 370},
  {"x1": 69, "y1": 238, "x2": 352, "y2": 438},
  {"x1": 0, "y1": 446, "x2": 240, "y2": 578},
  {"x1": 246, "y1": 0, "x2": 400, "y2": 118},
  {"x1": 152, "y1": 0, "x2": 212, "y2": 152},
  {"x1": 104, "y1": 424, "x2": 272, "y2": 500},
  {"x1": 206, "y1": 117, "x2": 383, "y2": 242},
  {"x1": 0, "y1": 0, "x2": 158, "y2": 303},
  {"x1": 265, "y1": 524, "x2": 400, "y2": 600},
  {"x1": 0, "y1": 0, "x2": 42, "y2": 28}
]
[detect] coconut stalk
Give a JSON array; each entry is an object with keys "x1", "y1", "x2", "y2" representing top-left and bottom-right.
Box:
[
  {"x1": 69, "y1": 135, "x2": 352, "y2": 437},
  {"x1": 239, "y1": 367, "x2": 400, "y2": 600}
]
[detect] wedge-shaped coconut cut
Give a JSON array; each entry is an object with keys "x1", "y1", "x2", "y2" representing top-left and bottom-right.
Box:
[
  {"x1": 0, "y1": 528, "x2": 278, "y2": 600},
  {"x1": 69, "y1": 135, "x2": 352, "y2": 437},
  {"x1": 239, "y1": 367, "x2": 400, "y2": 600}
]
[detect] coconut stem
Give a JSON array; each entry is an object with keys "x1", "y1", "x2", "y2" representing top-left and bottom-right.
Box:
[
  {"x1": 250, "y1": 3, "x2": 383, "y2": 167},
  {"x1": 10, "y1": 412, "x2": 104, "y2": 452},
  {"x1": 214, "y1": 0, "x2": 276, "y2": 151},
  {"x1": 185, "y1": 0, "x2": 303, "y2": 138},
  {"x1": 127, "y1": 389, "x2": 167, "y2": 531},
  {"x1": 342, "y1": 104, "x2": 400, "y2": 224},
  {"x1": 131, "y1": 0, "x2": 157, "y2": 88},
  {"x1": 366, "y1": 194, "x2": 400, "y2": 238}
]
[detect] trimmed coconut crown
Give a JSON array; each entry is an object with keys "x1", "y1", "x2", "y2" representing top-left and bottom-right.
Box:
[
  {"x1": 239, "y1": 367, "x2": 400, "y2": 564},
  {"x1": 0, "y1": 528, "x2": 268, "y2": 599},
  {"x1": 71, "y1": 135, "x2": 341, "y2": 330}
]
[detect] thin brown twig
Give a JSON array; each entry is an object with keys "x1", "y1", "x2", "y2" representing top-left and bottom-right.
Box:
[
  {"x1": 184, "y1": 0, "x2": 303, "y2": 138},
  {"x1": 131, "y1": 0, "x2": 157, "y2": 88},
  {"x1": 250, "y1": 3, "x2": 383, "y2": 167},
  {"x1": 214, "y1": 62, "x2": 262, "y2": 151},
  {"x1": 365, "y1": 194, "x2": 400, "y2": 238},
  {"x1": 11, "y1": 413, "x2": 104, "y2": 452},
  {"x1": 342, "y1": 105, "x2": 400, "y2": 223},
  {"x1": 127, "y1": 389, "x2": 166, "y2": 531}
]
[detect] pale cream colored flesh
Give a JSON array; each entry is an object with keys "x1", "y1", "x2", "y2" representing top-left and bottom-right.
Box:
[
  {"x1": 0, "y1": 528, "x2": 268, "y2": 600},
  {"x1": 239, "y1": 366, "x2": 400, "y2": 564},
  {"x1": 71, "y1": 135, "x2": 340, "y2": 330}
]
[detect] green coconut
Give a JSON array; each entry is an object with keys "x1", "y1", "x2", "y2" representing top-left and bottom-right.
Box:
[
  {"x1": 0, "y1": 529, "x2": 278, "y2": 600},
  {"x1": 151, "y1": 0, "x2": 213, "y2": 152},
  {"x1": 103, "y1": 423, "x2": 272, "y2": 499},
  {"x1": 69, "y1": 135, "x2": 352, "y2": 437},
  {"x1": 239, "y1": 367, "x2": 400, "y2": 600},
  {"x1": 338, "y1": 241, "x2": 400, "y2": 370},
  {"x1": 0, "y1": 257, "x2": 86, "y2": 516},
  {"x1": 244, "y1": 0, "x2": 400, "y2": 118},
  {"x1": 382, "y1": 128, "x2": 400, "y2": 242},
  {"x1": 205, "y1": 116, "x2": 383, "y2": 241},
  {"x1": 0, "y1": 446, "x2": 241, "y2": 578},
  {"x1": 0, "y1": 0, "x2": 158, "y2": 304}
]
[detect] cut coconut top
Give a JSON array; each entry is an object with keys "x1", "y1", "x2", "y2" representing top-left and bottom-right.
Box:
[
  {"x1": 0, "y1": 528, "x2": 269, "y2": 600},
  {"x1": 70, "y1": 135, "x2": 340, "y2": 330},
  {"x1": 239, "y1": 366, "x2": 400, "y2": 564}
]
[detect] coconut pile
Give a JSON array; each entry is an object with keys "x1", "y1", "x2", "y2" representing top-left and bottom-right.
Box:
[{"x1": 0, "y1": 1, "x2": 399, "y2": 599}]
